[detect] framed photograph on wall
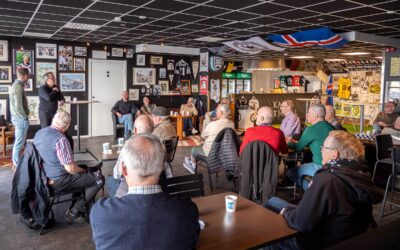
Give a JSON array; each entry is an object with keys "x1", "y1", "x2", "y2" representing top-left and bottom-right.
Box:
[
  {"x1": 74, "y1": 58, "x2": 86, "y2": 71},
  {"x1": 27, "y1": 96, "x2": 40, "y2": 125},
  {"x1": 126, "y1": 49, "x2": 134, "y2": 58},
  {"x1": 112, "y1": 48, "x2": 123, "y2": 57},
  {"x1": 0, "y1": 85, "x2": 9, "y2": 94},
  {"x1": 129, "y1": 88, "x2": 139, "y2": 101},
  {"x1": 159, "y1": 68, "x2": 166, "y2": 78},
  {"x1": 58, "y1": 45, "x2": 73, "y2": 71},
  {"x1": 136, "y1": 54, "x2": 145, "y2": 66},
  {"x1": 36, "y1": 43, "x2": 57, "y2": 59},
  {"x1": 0, "y1": 40, "x2": 8, "y2": 62},
  {"x1": 0, "y1": 65, "x2": 12, "y2": 83},
  {"x1": 74, "y1": 46, "x2": 87, "y2": 57},
  {"x1": 159, "y1": 80, "x2": 169, "y2": 95},
  {"x1": 133, "y1": 67, "x2": 156, "y2": 85},
  {"x1": 180, "y1": 80, "x2": 191, "y2": 95},
  {"x1": 36, "y1": 62, "x2": 56, "y2": 88},
  {"x1": 0, "y1": 99, "x2": 7, "y2": 118},
  {"x1": 24, "y1": 78, "x2": 33, "y2": 91},
  {"x1": 150, "y1": 56, "x2": 163, "y2": 65},
  {"x1": 13, "y1": 49, "x2": 34, "y2": 74},
  {"x1": 191, "y1": 84, "x2": 199, "y2": 93},
  {"x1": 59, "y1": 73, "x2": 86, "y2": 92}
]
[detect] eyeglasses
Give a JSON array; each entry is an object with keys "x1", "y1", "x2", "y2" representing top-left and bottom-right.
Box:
[{"x1": 321, "y1": 145, "x2": 336, "y2": 151}]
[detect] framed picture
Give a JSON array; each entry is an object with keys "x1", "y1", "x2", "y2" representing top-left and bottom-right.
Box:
[
  {"x1": 136, "y1": 54, "x2": 145, "y2": 66},
  {"x1": 180, "y1": 80, "x2": 191, "y2": 95},
  {"x1": 74, "y1": 46, "x2": 87, "y2": 57},
  {"x1": 24, "y1": 78, "x2": 33, "y2": 91},
  {"x1": 36, "y1": 62, "x2": 56, "y2": 88},
  {"x1": 150, "y1": 56, "x2": 163, "y2": 65},
  {"x1": 0, "y1": 85, "x2": 10, "y2": 94},
  {"x1": 126, "y1": 48, "x2": 134, "y2": 58},
  {"x1": 133, "y1": 67, "x2": 156, "y2": 85},
  {"x1": 0, "y1": 40, "x2": 8, "y2": 61},
  {"x1": 159, "y1": 80, "x2": 169, "y2": 95},
  {"x1": 0, "y1": 65, "x2": 12, "y2": 83},
  {"x1": 191, "y1": 84, "x2": 199, "y2": 93},
  {"x1": 13, "y1": 49, "x2": 34, "y2": 74},
  {"x1": 58, "y1": 45, "x2": 73, "y2": 71},
  {"x1": 27, "y1": 96, "x2": 40, "y2": 125},
  {"x1": 0, "y1": 99, "x2": 7, "y2": 118},
  {"x1": 74, "y1": 58, "x2": 86, "y2": 71},
  {"x1": 112, "y1": 48, "x2": 123, "y2": 57},
  {"x1": 153, "y1": 85, "x2": 161, "y2": 95},
  {"x1": 36, "y1": 43, "x2": 57, "y2": 59},
  {"x1": 59, "y1": 73, "x2": 86, "y2": 92},
  {"x1": 159, "y1": 68, "x2": 166, "y2": 79},
  {"x1": 128, "y1": 88, "x2": 139, "y2": 101}
]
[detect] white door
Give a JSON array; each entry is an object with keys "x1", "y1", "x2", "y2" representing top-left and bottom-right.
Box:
[{"x1": 89, "y1": 59, "x2": 126, "y2": 137}]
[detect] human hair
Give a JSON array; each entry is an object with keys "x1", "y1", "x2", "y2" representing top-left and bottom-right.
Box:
[
  {"x1": 327, "y1": 130, "x2": 365, "y2": 162},
  {"x1": 217, "y1": 103, "x2": 230, "y2": 118},
  {"x1": 121, "y1": 134, "x2": 165, "y2": 178},
  {"x1": 188, "y1": 97, "x2": 194, "y2": 103},
  {"x1": 258, "y1": 106, "x2": 273, "y2": 124},
  {"x1": 17, "y1": 67, "x2": 29, "y2": 77},
  {"x1": 43, "y1": 72, "x2": 55, "y2": 84},
  {"x1": 134, "y1": 115, "x2": 154, "y2": 134},
  {"x1": 309, "y1": 104, "x2": 326, "y2": 119},
  {"x1": 284, "y1": 100, "x2": 294, "y2": 110},
  {"x1": 52, "y1": 110, "x2": 71, "y2": 129}
]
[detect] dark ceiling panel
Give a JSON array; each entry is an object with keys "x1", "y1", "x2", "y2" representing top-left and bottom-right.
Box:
[
  {"x1": 89, "y1": 2, "x2": 137, "y2": 14},
  {"x1": 377, "y1": 19, "x2": 400, "y2": 27},
  {"x1": 0, "y1": 1, "x2": 38, "y2": 11},
  {"x1": 43, "y1": 0, "x2": 93, "y2": 9},
  {"x1": 0, "y1": 15, "x2": 30, "y2": 24},
  {"x1": 357, "y1": 13, "x2": 399, "y2": 22},
  {"x1": 0, "y1": 9, "x2": 33, "y2": 18},
  {"x1": 336, "y1": 7, "x2": 383, "y2": 18},
  {"x1": 272, "y1": 9, "x2": 318, "y2": 20},
  {"x1": 196, "y1": 18, "x2": 229, "y2": 26},
  {"x1": 323, "y1": 19, "x2": 365, "y2": 28},
  {"x1": 224, "y1": 22, "x2": 261, "y2": 29},
  {"x1": 373, "y1": 1, "x2": 400, "y2": 11},
  {"x1": 272, "y1": 0, "x2": 331, "y2": 8},
  {"x1": 34, "y1": 13, "x2": 72, "y2": 22},
  {"x1": 218, "y1": 11, "x2": 256, "y2": 21},
  {"x1": 130, "y1": 8, "x2": 173, "y2": 19},
  {"x1": 100, "y1": 0, "x2": 151, "y2": 7},
  {"x1": 306, "y1": 0, "x2": 362, "y2": 13},
  {"x1": 179, "y1": 23, "x2": 215, "y2": 30},
  {"x1": 207, "y1": 0, "x2": 263, "y2": 10},
  {"x1": 183, "y1": 5, "x2": 227, "y2": 16},
  {"x1": 165, "y1": 13, "x2": 199, "y2": 22},
  {"x1": 300, "y1": 15, "x2": 340, "y2": 24},
  {"x1": 151, "y1": 19, "x2": 185, "y2": 27},
  {"x1": 243, "y1": 2, "x2": 294, "y2": 15},
  {"x1": 38, "y1": 5, "x2": 82, "y2": 16},
  {"x1": 79, "y1": 10, "x2": 118, "y2": 20},
  {"x1": 145, "y1": 0, "x2": 194, "y2": 12}
]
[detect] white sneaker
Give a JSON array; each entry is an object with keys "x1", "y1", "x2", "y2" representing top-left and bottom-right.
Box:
[
  {"x1": 184, "y1": 156, "x2": 191, "y2": 165},
  {"x1": 192, "y1": 128, "x2": 198, "y2": 134},
  {"x1": 183, "y1": 162, "x2": 195, "y2": 174}
]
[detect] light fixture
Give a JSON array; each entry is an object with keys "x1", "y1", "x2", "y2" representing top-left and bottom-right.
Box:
[
  {"x1": 387, "y1": 10, "x2": 395, "y2": 14},
  {"x1": 317, "y1": 18, "x2": 324, "y2": 21},
  {"x1": 194, "y1": 36, "x2": 225, "y2": 42},
  {"x1": 324, "y1": 58, "x2": 346, "y2": 62},
  {"x1": 86, "y1": 42, "x2": 90, "y2": 46},
  {"x1": 290, "y1": 56, "x2": 315, "y2": 59},
  {"x1": 114, "y1": 16, "x2": 121, "y2": 22},
  {"x1": 283, "y1": 53, "x2": 289, "y2": 56},
  {"x1": 341, "y1": 52, "x2": 370, "y2": 55},
  {"x1": 64, "y1": 22, "x2": 101, "y2": 31},
  {"x1": 375, "y1": 56, "x2": 383, "y2": 59},
  {"x1": 139, "y1": 15, "x2": 146, "y2": 20}
]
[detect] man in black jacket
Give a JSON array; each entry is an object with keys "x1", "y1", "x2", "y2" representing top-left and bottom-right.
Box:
[{"x1": 111, "y1": 91, "x2": 140, "y2": 138}]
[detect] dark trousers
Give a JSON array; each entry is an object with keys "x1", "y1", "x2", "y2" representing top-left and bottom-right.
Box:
[
  {"x1": 51, "y1": 172, "x2": 103, "y2": 214},
  {"x1": 183, "y1": 117, "x2": 193, "y2": 133},
  {"x1": 39, "y1": 110, "x2": 55, "y2": 128}
]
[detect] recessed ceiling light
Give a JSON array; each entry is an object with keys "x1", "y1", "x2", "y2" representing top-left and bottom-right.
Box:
[
  {"x1": 139, "y1": 16, "x2": 146, "y2": 20},
  {"x1": 195, "y1": 36, "x2": 225, "y2": 42},
  {"x1": 64, "y1": 22, "x2": 101, "y2": 31},
  {"x1": 341, "y1": 52, "x2": 370, "y2": 55},
  {"x1": 290, "y1": 56, "x2": 315, "y2": 59},
  {"x1": 387, "y1": 10, "x2": 395, "y2": 14},
  {"x1": 114, "y1": 17, "x2": 121, "y2": 22},
  {"x1": 317, "y1": 18, "x2": 324, "y2": 21},
  {"x1": 23, "y1": 31, "x2": 52, "y2": 38}
]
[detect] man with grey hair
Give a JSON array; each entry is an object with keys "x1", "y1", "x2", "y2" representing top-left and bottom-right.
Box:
[
  {"x1": 151, "y1": 106, "x2": 177, "y2": 142},
  {"x1": 91, "y1": 135, "x2": 200, "y2": 250},
  {"x1": 183, "y1": 103, "x2": 234, "y2": 173},
  {"x1": 286, "y1": 104, "x2": 335, "y2": 190},
  {"x1": 34, "y1": 110, "x2": 104, "y2": 222},
  {"x1": 325, "y1": 104, "x2": 343, "y2": 130},
  {"x1": 280, "y1": 100, "x2": 301, "y2": 138}
]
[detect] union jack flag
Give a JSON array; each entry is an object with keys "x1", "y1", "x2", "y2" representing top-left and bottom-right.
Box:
[
  {"x1": 326, "y1": 74, "x2": 334, "y2": 106},
  {"x1": 268, "y1": 27, "x2": 347, "y2": 49}
]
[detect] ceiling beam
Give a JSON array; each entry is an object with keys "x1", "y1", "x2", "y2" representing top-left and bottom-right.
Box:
[{"x1": 340, "y1": 31, "x2": 400, "y2": 48}]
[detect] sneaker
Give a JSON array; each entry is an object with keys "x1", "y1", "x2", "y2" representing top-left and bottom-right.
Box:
[
  {"x1": 184, "y1": 156, "x2": 191, "y2": 165},
  {"x1": 183, "y1": 162, "x2": 195, "y2": 174},
  {"x1": 20, "y1": 216, "x2": 41, "y2": 230},
  {"x1": 192, "y1": 128, "x2": 198, "y2": 134},
  {"x1": 65, "y1": 210, "x2": 87, "y2": 223}
]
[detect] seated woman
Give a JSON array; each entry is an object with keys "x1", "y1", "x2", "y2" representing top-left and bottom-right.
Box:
[
  {"x1": 180, "y1": 97, "x2": 198, "y2": 136},
  {"x1": 140, "y1": 96, "x2": 156, "y2": 115}
]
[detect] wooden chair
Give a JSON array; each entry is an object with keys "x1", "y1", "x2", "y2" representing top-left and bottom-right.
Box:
[
  {"x1": 0, "y1": 125, "x2": 15, "y2": 157},
  {"x1": 160, "y1": 174, "x2": 204, "y2": 198}
]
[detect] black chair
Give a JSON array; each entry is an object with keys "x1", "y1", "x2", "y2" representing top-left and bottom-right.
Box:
[
  {"x1": 111, "y1": 112, "x2": 125, "y2": 140},
  {"x1": 378, "y1": 147, "x2": 400, "y2": 226},
  {"x1": 372, "y1": 134, "x2": 393, "y2": 183},
  {"x1": 163, "y1": 136, "x2": 179, "y2": 170},
  {"x1": 160, "y1": 174, "x2": 204, "y2": 198}
]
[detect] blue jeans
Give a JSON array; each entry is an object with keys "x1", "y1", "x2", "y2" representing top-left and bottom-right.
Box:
[
  {"x1": 106, "y1": 175, "x2": 121, "y2": 198},
  {"x1": 264, "y1": 197, "x2": 292, "y2": 214},
  {"x1": 183, "y1": 118, "x2": 193, "y2": 133},
  {"x1": 11, "y1": 117, "x2": 29, "y2": 166},
  {"x1": 118, "y1": 114, "x2": 133, "y2": 137},
  {"x1": 287, "y1": 162, "x2": 321, "y2": 191}
]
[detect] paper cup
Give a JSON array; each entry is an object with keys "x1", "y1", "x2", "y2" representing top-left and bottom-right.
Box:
[
  {"x1": 73, "y1": 97, "x2": 78, "y2": 103},
  {"x1": 170, "y1": 111, "x2": 174, "y2": 116},
  {"x1": 102, "y1": 142, "x2": 110, "y2": 152},
  {"x1": 225, "y1": 195, "x2": 238, "y2": 212},
  {"x1": 186, "y1": 111, "x2": 190, "y2": 116},
  {"x1": 174, "y1": 112, "x2": 178, "y2": 116},
  {"x1": 366, "y1": 131, "x2": 371, "y2": 136},
  {"x1": 118, "y1": 137, "x2": 124, "y2": 146}
]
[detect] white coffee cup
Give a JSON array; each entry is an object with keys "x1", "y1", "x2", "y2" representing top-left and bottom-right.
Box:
[
  {"x1": 366, "y1": 130, "x2": 371, "y2": 136},
  {"x1": 186, "y1": 111, "x2": 190, "y2": 116},
  {"x1": 174, "y1": 112, "x2": 178, "y2": 116},
  {"x1": 73, "y1": 97, "x2": 78, "y2": 103},
  {"x1": 118, "y1": 137, "x2": 124, "y2": 146},
  {"x1": 170, "y1": 111, "x2": 174, "y2": 116},
  {"x1": 225, "y1": 195, "x2": 238, "y2": 212},
  {"x1": 102, "y1": 142, "x2": 110, "y2": 152}
]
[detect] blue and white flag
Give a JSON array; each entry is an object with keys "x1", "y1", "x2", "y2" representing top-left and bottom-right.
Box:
[
  {"x1": 222, "y1": 36, "x2": 285, "y2": 54},
  {"x1": 269, "y1": 27, "x2": 347, "y2": 49},
  {"x1": 326, "y1": 74, "x2": 334, "y2": 106}
]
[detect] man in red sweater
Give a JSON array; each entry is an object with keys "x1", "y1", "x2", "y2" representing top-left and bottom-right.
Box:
[{"x1": 240, "y1": 106, "x2": 288, "y2": 155}]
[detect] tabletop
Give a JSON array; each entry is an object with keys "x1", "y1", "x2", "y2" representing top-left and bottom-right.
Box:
[
  {"x1": 86, "y1": 143, "x2": 120, "y2": 162},
  {"x1": 192, "y1": 192, "x2": 297, "y2": 250}
]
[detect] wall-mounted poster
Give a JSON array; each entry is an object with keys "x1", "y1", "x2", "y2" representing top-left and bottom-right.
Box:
[
  {"x1": 24, "y1": 78, "x2": 33, "y2": 91},
  {"x1": 0, "y1": 85, "x2": 10, "y2": 94},
  {"x1": 74, "y1": 58, "x2": 86, "y2": 71},
  {"x1": 159, "y1": 68, "x2": 166, "y2": 78},
  {"x1": 150, "y1": 56, "x2": 163, "y2": 65},
  {"x1": 153, "y1": 85, "x2": 161, "y2": 95},
  {"x1": 221, "y1": 79, "x2": 228, "y2": 98},
  {"x1": 27, "y1": 96, "x2": 39, "y2": 125},
  {"x1": 200, "y1": 75, "x2": 208, "y2": 95},
  {"x1": 0, "y1": 40, "x2": 8, "y2": 61},
  {"x1": 112, "y1": 48, "x2": 123, "y2": 57},
  {"x1": 58, "y1": 45, "x2": 73, "y2": 71},
  {"x1": 0, "y1": 99, "x2": 7, "y2": 117},
  {"x1": 13, "y1": 49, "x2": 34, "y2": 74},
  {"x1": 159, "y1": 80, "x2": 169, "y2": 95},
  {"x1": 167, "y1": 59, "x2": 174, "y2": 71},
  {"x1": 0, "y1": 65, "x2": 12, "y2": 83},
  {"x1": 191, "y1": 84, "x2": 199, "y2": 93},
  {"x1": 192, "y1": 60, "x2": 199, "y2": 79},
  {"x1": 126, "y1": 49, "x2": 134, "y2": 58},
  {"x1": 74, "y1": 46, "x2": 87, "y2": 57},
  {"x1": 180, "y1": 80, "x2": 191, "y2": 95},
  {"x1": 228, "y1": 79, "x2": 235, "y2": 94},
  {"x1": 133, "y1": 67, "x2": 156, "y2": 85},
  {"x1": 136, "y1": 54, "x2": 145, "y2": 66},
  {"x1": 210, "y1": 79, "x2": 220, "y2": 102},
  {"x1": 200, "y1": 52, "x2": 209, "y2": 72},
  {"x1": 36, "y1": 43, "x2": 57, "y2": 59},
  {"x1": 129, "y1": 88, "x2": 139, "y2": 101},
  {"x1": 36, "y1": 62, "x2": 56, "y2": 88},
  {"x1": 59, "y1": 73, "x2": 86, "y2": 92}
]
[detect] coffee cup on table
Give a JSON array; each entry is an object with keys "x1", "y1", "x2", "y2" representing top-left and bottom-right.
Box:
[
  {"x1": 174, "y1": 112, "x2": 178, "y2": 116},
  {"x1": 186, "y1": 111, "x2": 190, "y2": 116},
  {"x1": 366, "y1": 130, "x2": 371, "y2": 136},
  {"x1": 225, "y1": 195, "x2": 238, "y2": 212},
  {"x1": 102, "y1": 142, "x2": 110, "y2": 152},
  {"x1": 118, "y1": 137, "x2": 124, "y2": 146},
  {"x1": 73, "y1": 97, "x2": 78, "y2": 103},
  {"x1": 170, "y1": 111, "x2": 174, "y2": 116}
]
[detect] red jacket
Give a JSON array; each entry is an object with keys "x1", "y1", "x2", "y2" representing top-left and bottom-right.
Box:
[{"x1": 239, "y1": 125, "x2": 288, "y2": 155}]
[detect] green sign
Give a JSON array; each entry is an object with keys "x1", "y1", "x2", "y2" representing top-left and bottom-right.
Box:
[
  {"x1": 237, "y1": 72, "x2": 252, "y2": 79},
  {"x1": 222, "y1": 72, "x2": 236, "y2": 79}
]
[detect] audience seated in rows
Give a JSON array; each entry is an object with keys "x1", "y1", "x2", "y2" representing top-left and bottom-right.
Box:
[
  {"x1": 373, "y1": 101, "x2": 397, "y2": 134},
  {"x1": 287, "y1": 104, "x2": 335, "y2": 190},
  {"x1": 151, "y1": 106, "x2": 177, "y2": 142},
  {"x1": 265, "y1": 130, "x2": 383, "y2": 250},
  {"x1": 382, "y1": 116, "x2": 400, "y2": 145},
  {"x1": 325, "y1": 104, "x2": 344, "y2": 130},
  {"x1": 180, "y1": 97, "x2": 198, "y2": 136},
  {"x1": 140, "y1": 96, "x2": 156, "y2": 115},
  {"x1": 111, "y1": 91, "x2": 140, "y2": 138},
  {"x1": 279, "y1": 100, "x2": 301, "y2": 139}
]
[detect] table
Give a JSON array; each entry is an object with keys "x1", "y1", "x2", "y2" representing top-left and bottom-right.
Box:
[
  {"x1": 86, "y1": 142, "x2": 120, "y2": 162},
  {"x1": 192, "y1": 192, "x2": 297, "y2": 249},
  {"x1": 169, "y1": 114, "x2": 192, "y2": 140}
]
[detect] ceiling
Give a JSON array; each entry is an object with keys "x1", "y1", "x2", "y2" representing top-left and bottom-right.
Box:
[{"x1": 0, "y1": 0, "x2": 399, "y2": 59}]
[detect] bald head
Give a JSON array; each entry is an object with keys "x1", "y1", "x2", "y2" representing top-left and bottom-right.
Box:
[
  {"x1": 256, "y1": 106, "x2": 274, "y2": 125},
  {"x1": 121, "y1": 91, "x2": 128, "y2": 101},
  {"x1": 134, "y1": 115, "x2": 154, "y2": 135}
]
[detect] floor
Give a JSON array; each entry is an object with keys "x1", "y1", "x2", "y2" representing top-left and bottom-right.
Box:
[{"x1": 0, "y1": 136, "x2": 399, "y2": 250}]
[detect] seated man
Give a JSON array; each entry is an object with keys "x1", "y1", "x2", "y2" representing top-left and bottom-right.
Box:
[
  {"x1": 183, "y1": 103, "x2": 234, "y2": 174},
  {"x1": 91, "y1": 135, "x2": 200, "y2": 250},
  {"x1": 180, "y1": 97, "x2": 198, "y2": 136},
  {"x1": 287, "y1": 104, "x2": 335, "y2": 190},
  {"x1": 280, "y1": 100, "x2": 301, "y2": 139},
  {"x1": 111, "y1": 90, "x2": 140, "y2": 138},
  {"x1": 34, "y1": 111, "x2": 104, "y2": 222},
  {"x1": 151, "y1": 106, "x2": 177, "y2": 142},
  {"x1": 264, "y1": 131, "x2": 383, "y2": 249},
  {"x1": 325, "y1": 104, "x2": 344, "y2": 130},
  {"x1": 239, "y1": 106, "x2": 288, "y2": 155},
  {"x1": 202, "y1": 97, "x2": 229, "y2": 130},
  {"x1": 373, "y1": 101, "x2": 398, "y2": 133},
  {"x1": 382, "y1": 116, "x2": 400, "y2": 145}
]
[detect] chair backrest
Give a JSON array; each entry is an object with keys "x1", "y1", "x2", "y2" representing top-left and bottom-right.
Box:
[
  {"x1": 161, "y1": 174, "x2": 204, "y2": 198},
  {"x1": 375, "y1": 134, "x2": 393, "y2": 160},
  {"x1": 163, "y1": 136, "x2": 179, "y2": 163},
  {"x1": 392, "y1": 147, "x2": 400, "y2": 177}
]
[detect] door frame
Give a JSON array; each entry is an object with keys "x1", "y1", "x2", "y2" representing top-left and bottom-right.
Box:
[{"x1": 88, "y1": 59, "x2": 127, "y2": 137}]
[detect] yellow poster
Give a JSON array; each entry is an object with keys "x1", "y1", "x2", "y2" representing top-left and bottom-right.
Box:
[
  {"x1": 390, "y1": 57, "x2": 400, "y2": 76},
  {"x1": 337, "y1": 77, "x2": 351, "y2": 99}
]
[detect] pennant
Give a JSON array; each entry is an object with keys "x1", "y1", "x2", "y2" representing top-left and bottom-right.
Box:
[
  {"x1": 223, "y1": 36, "x2": 285, "y2": 54},
  {"x1": 192, "y1": 60, "x2": 199, "y2": 79},
  {"x1": 168, "y1": 74, "x2": 174, "y2": 83},
  {"x1": 325, "y1": 74, "x2": 334, "y2": 106},
  {"x1": 269, "y1": 27, "x2": 347, "y2": 49}
]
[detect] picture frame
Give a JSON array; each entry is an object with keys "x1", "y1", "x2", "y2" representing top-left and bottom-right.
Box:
[
  {"x1": 0, "y1": 99, "x2": 7, "y2": 118},
  {"x1": 59, "y1": 73, "x2": 86, "y2": 92},
  {"x1": 13, "y1": 49, "x2": 34, "y2": 74},
  {"x1": 159, "y1": 68, "x2": 166, "y2": 79},
  {"x1": 27, "y1": 96, "x2": 40, "y2": 125},
  {"x1": 24, "y1": 78, "x2": 33, "y2": 91},
  {"x1": 74, "y1": 58, "x2": 86, "y2": 71},
  {"x1": 58, "y1": 45, "x2": 73, "y2": 71},
  {"x1": 36, "y1": 62, "x2": 56, "y2": 88},
  {"x1": 126, "y1": 48, "x2": 134, "y2": 58},
  {"x1": 159, "y1": 80, "x2": 169, "y2": 95},
  {"x1": 128, "y1": 88, "x2": 139, "y2": 101},
  {"x1": 153, "y1": 85, "x2": 161, "y2": 95},
  {"x1": 180, "y1": 80, "x2": 191, "y2": 95},
  {"x1": 36, "y1": 43, "x2": 57, "y2": 59},
  {"x1": 0, "y1": 40, "x2": 8, "y2": 62},
  {"x1": 0, "y1": 65, "x2": 12, "y2": 83},
  {"x1": 133, "y1": 67, "x2": 156, "y2": 85},
  {"x1": 191, "y1": 84, "x2": 199, "y2": 93},
  {"x1": 136, "y1": 54, "x2": 145, "y2": 66},
  {"x1": 0, "y1": 85, "x2": 10, "y2": 94},
  {"x1": 150, "y1": 56, "x2": 163, "y2": 65},
  {"x1": 74, "y1": 46, "x2": 87, "y2": 57},
  {"x1": 112, "y1": 48, "x2": 123, "y2": 57}
]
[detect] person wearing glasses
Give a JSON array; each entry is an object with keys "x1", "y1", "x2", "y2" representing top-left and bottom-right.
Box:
[{"x1": 279, "y1": 100, "x2": 301, "y2": 140}]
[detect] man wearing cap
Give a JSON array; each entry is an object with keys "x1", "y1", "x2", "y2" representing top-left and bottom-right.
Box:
[{"x1": 151, "y1": 106, "x2": 177, "y2": 142}]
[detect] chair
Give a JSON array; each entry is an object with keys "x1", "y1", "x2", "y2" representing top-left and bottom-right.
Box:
[
  {"x1": 378, "y1": 147, "x2": 400, "y2": 226},
  {"x1": 163, "y1": 136, "x2": 179, "y2": 170},
  {"x1": 0, "y1": 125, "x2": 15, "y2": 157},
  {"x1": 160, "y1": 174, "x2": 204, "y2": 198},
  {"x1": 372, "y1": 134, "x2": 393, "y2": 182},
  {"x1": 111, "y1": 112, "x2": 125, "y2": 139}
]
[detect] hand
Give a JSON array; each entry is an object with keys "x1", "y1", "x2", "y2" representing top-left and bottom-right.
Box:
[
  {"x1": 279, "y1": 208, "x2": 286, "y2": 215},
  {"x1": 53, "y1": 87, "x2": 59, "y2": 92},
  {"x1": 116, "y1": 112, "x2": 122, "y2": 118},
  {"x1": 286, "y1": 137, "x2": 297, "y2": 144},
  {"x1": 58, "y1": 100, "x2": 64, "y2": 108},
  {"x1": 136, "y1": 111, "x2": 141, "y2": 117}
]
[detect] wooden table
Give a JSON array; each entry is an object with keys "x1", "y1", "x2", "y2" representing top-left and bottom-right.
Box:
[
  {"x1": 86, "y1": 142, "x2": 120, "y2": 162},
  {"x1": 169, "y1": 114, "x2": 192, "y2": 140},
  {"x1": 193, "y1": 192, "x2": 297, "y2": 249}
]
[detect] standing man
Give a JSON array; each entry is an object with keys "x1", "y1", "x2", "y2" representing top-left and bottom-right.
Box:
[
  {"x1": 280, "y1": 100, "x2": 301, "y2": 139},
  {"x1": 111, "y1": 91, "x2": 140, "y2": 138},
  {"x1": 9, "y1": 68, "x2": 30, "y2": 167},
  {"x1": 38, "y1": 72, "x2": 65, "y2": 128}
]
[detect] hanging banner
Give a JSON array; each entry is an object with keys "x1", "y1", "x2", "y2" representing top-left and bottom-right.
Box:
[
  {"x1": 192, "y1": 60, "x2": 199, "y2": 79},
  {"x1": 200, "y1": 75, "x2": 208, "y2": 95},
  {"x1": 210, "y1": 56, "x2": 223, "y2": 71},
  {"x1": 210, "y1": 79, "x2": 220, "y2": 103},
  {"x1": 223, "y1": 36, "x2": 285, "y2": 54},
  {"x1": 200, "y1": 52, "x2": 209, "y2": 72}
]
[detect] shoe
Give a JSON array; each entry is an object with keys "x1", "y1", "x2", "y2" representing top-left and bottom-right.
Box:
[
  {"x1": 184, "y1": 156, "x2": 191, "y2": 165},
  {"x1": 192, "y1": 128, "x2": 198, "y2": 134},
  {"x1": 183, "y1": 162, "x2": 195, "y2": 174},
  {"x1": 65, "y1": 210, "x2": 87, "y2": 223},
  {"x1": 20, "y1": 216, "x2": 41, "y2": 230}
]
